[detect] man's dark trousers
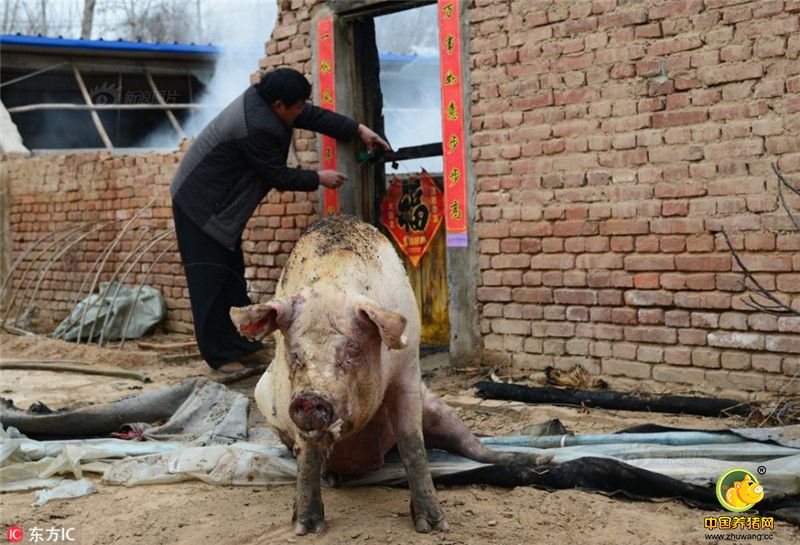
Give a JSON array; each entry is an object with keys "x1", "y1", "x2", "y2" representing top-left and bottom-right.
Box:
[{"x1": 172, "y1": 201, "x2": 262, "y2": 368}]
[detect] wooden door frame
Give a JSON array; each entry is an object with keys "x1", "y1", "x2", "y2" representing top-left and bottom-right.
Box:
[{"x1": 312, "y1": 0, "x2": 481, "y2": 366}]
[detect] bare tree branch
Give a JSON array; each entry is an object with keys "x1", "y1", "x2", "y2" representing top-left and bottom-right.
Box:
[
  {"x1": 773, "y1": 164, "x2": 800, "y2": 232},
  {"x1": 723, "y1": 165, "x2": 800, "y2": 317},
  {"x1": 81, "y1": 0, "x2": 96, "y2": 39}
]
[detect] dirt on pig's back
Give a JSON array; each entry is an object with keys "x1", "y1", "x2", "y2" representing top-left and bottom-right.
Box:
[
  {"x1": 279, "y1": 214, "x2": 403, "y2": 292},
  {"x1": 304, "y1": 214, "x2": 382, "y2": 259}
]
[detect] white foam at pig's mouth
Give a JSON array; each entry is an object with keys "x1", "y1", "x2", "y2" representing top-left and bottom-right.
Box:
[
  {"x1": 327, "y1": 418, "x2": 344, "y2": 440},
  {"x1": 299, "y1": 418, "x2": 346, "y2": 444}
]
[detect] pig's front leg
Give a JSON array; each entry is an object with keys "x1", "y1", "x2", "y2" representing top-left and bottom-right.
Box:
[
  {"x1": 388, "y1": 383, "x2": 448, "y2": 533},
  {"x1": 292, "y1": 441, "x2": 326, "y2": 535}
]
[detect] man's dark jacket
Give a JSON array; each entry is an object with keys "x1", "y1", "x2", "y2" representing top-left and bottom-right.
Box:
[{"x1": 171, "y1": 86, "x2": 358, "y2": 250}]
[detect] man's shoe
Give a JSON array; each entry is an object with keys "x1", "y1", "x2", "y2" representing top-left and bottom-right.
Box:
[
  {"x1": 239, "y1": 348, "x2": 273, "y2": 366},
  {"x1": 216, "y1": 361, "x2": 247, "y2": 374}
]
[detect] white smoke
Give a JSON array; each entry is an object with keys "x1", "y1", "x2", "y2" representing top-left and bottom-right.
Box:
[{"x1": 141, "y1": 0, "x2": 278, "y2": 148}]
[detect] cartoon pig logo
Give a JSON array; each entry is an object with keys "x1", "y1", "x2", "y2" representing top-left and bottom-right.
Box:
[{"x1": 717, "y1": 468, "x2": 765, "y2": 512}]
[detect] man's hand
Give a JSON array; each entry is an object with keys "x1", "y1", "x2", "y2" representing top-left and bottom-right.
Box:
[
  {"x1": 357, "y1": 124, "x2": 390, "y2": 152},
  {"x1": 318, "y1": 170, "x2": 347, "y2": 189}
]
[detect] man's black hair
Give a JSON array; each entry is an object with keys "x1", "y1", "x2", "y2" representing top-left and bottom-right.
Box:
[{"x1": 254, "y1": 68, "x2": 312, "y2": 105}]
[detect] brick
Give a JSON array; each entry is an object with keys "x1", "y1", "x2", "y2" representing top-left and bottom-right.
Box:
[
  {"x1": 553, "y1": 288, "x2": 598, "y2": 306},
  {"x1": 653, "y1": 365, "x2": 705, "y2": 384},
  {"x1": 692, "y1": 349, "x2": 720, "y2": 368},
  {"x1": 603, "y1": 359, "x2": 651, "y2": 379},
  {"x1": 674, "y1": 292, "x2": 731, "y2": 309},
  {"x1": 651, "y1": 110, "x2": 708, "y2": 128},
  {"x1": 664, "y1": 346, "x2": 692, "y2": 365},
  {"x1": 721, "y1": 352, "x2": 751, "y2": 370},
  {"x1": 638, "y1": 345, "x2": 664, "y2": 363},
  {"x1": 733, "y1": 254, "x2": 792, "y2": 272},
  {"x1": 576, "y1": 253, "x2": 624, "y2": 269},
  {"x1": 751, "y1": 354, "x2": 781, "y2": 373},
  {"x1": 650, "y1": 218, "x2": 704, "y2": 234},
  {"x1": 691, "y1": 312, "x2": 719, "y2": 328},
  {"x1": 625, "y1": 290, "x2": 673, "y2": 306},
  {"x1": 779, "y1": 316, "x2": 800, "y2": 333},
  {"x1": 675, "y1": 255, "x2": 731, "y2": 272},
  {"x1": 624, "y1": 326, "x2": 677, "y2": 344},
  {"x1": 699, "y1": 63, "x2": 764, "y2": 85},
  {"x1": 726, "y1": 371, "x2": 767, "y2": 392},
  {"x1": 705, "y1": 138, "x2": 765, "y2": 160},
  {"x1": 633, "y1": 273, "x2": 661, "y2": 289},
  {"x1": 492, "y1": 319, "x2": 532, "y2": 335},
  {"x1": 662, "y1": 201, "x2": 688, "y2": 217},
  {"x1": 719, "y1": 312, "x2": 749, "y2": 330},
  {"x1": 477, "y1": 287, "x2": 512, "y2": 302},
  {"x1": 765, "y1": 335, "x2": 800, "y2": 354},
  {"x1": 607, "y1": 306, "x2": 635, "y2": 325},
  {"x1": 530, "y1": 254, "x2": 575, "y2": 269},
  {"x1": 624, "y1": 255, "x2": 675, "y2": 271},
  {"x1": 512, "y1": 287, "x2": 553, "y2": 303},
  {"x1": 708, "y1": 332, "x2": 765, "y2": 350}
]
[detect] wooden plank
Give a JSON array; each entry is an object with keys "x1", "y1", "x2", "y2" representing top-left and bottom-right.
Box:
[
  {"x1": 419, "y1": 223, "x2": 450, "y2": 345},
  {"x1": 405, "y1": 256, "x2": 424, "y2": 331},
  {"x1": 144, "y1": 69, "x2": 187, "y2": 139},
  {"x1": 71, "y1": 64, "x2": 113, "y2": 150},
  {"x1": 329, "y1": 0, "x2": 435, "y2": 18}
]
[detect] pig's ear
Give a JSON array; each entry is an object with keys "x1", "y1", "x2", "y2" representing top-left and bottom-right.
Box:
[
  {"x1": 230, "y1": 298, "x2": 295, "y2": 340},
  {"x1": 357, "y1": 299, "x2": 408, "y2": 349}
]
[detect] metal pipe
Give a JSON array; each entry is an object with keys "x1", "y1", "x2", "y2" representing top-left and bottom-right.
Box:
[
  {"x1": 8, "y1": 103, "x2": 223, "y2": 113},
  {"x1": 481, "y1": 431, "x2": 747, "y2": 449},
  {"x1": 86, "y1": 226, "x2": 152, "y2": 343},
  {"x1": 74, "y1": 200, "x2": 154, "y2": 342},
  {"x1": 118, "y1": 238, "x2": 176, "y2": 349},
  {"x1": 98, "y1": 229, "x2": 174, "y2": 346},
  {"x1": 5, "y1": 224, "x2": 87, "y2": 327}
]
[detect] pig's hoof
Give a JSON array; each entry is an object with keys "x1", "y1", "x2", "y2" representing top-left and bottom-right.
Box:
[
  {"x1": 498, "y1": 451, "x2": 554, "y2": 466},
  {"x1": 293, "y1": 518, "x2": 327, "y2": 536},
  {"x1": 410, "y1": 500, "x2": 448, "y2": 533},
  {"x1": 530, "y1": 452, "x2": 554, "y2": 465},
  {"x1": 536, "y1": 454, "x2": 553, "y2": 465}
]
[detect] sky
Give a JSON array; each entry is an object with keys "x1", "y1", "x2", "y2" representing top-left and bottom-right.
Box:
[{"x1": 1, "y1": 0, "x2": 277, "y2": 45}]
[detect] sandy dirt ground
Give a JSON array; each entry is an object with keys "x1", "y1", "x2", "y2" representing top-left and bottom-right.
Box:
[{"x1": 1, "y1": 332, "x2": 798, "y2": 545}]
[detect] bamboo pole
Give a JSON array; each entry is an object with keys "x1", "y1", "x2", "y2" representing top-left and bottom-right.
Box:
[
  {"x1": 72, "y1": 64, "x2": 113, "y2": 150},
  {"x1": 0, "y1": 359, "x2": 151, "y2": 383},
  {"x1": 137, "y1": 340, "x2": 197, "y2": 351},
  {"x1": 144, "y1": 69, "x2": 187, "y2": 139}
]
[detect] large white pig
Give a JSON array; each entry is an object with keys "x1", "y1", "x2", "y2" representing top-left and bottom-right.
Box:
[{"x1": 230, "y1": 214, "x2": 550, "y2": 535}]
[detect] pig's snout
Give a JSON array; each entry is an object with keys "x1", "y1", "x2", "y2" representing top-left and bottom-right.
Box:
[{"x1": 290, "y1": 392, "x2": 334, "y2": 432}]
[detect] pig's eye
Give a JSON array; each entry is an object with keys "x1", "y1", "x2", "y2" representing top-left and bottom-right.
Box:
[
  {"x1": 346, "y1": 349, "x2": 363, "y2": 366},
  {"x1": 290, "y1": 351, "x2": 302, "y2": 368}
]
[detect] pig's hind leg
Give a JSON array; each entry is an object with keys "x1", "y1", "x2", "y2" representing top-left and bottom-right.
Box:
[{"x1": 420, "y1": 384, "x2": 553, "y2": 466}]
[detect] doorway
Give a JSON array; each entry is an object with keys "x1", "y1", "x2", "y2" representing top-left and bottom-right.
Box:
[{"x1": 318, "y1": 0, "x2": 480, "y2": 364}]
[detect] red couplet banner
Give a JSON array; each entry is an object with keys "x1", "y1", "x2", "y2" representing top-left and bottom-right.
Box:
[
  {"x1": 317, "y1": 17, "x2": 339, "y2": 215},
  {"x1": 438, "y1": 0, "x2": 468, "y2": 247}
]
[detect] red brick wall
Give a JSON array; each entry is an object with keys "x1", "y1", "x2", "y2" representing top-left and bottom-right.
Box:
[
  {"x1": 470, "y1": 0, "x2": 800, "y2": 391},
  {"x1": 4, "y1": 0, "x2": 799, "y2": 393},
  {"x1": 1, "y1": 150, "x2": 317, "y2": 334}
]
